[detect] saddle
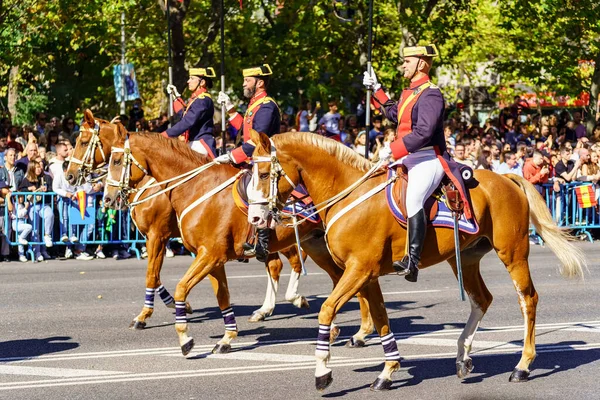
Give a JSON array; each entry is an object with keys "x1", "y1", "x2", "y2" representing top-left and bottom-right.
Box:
[
  {"x1": 387, "y1": 163, "x2": 479, "y2": 234},
  {"x1": 393, "y1": 164, "x2": 464, "y2": 220},
  {"x1": 232, "y1": 171, "x2": 321, "y2": 224}
]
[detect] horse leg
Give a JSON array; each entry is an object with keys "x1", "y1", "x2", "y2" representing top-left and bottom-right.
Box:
[
  {"x1": 314, "y1": 265, "x2": 371, "y2": 392},
  {"x1": 494, "y1": 233, "x2": 538, "y2": 382},
  {"x1": 208, "y1": 267, "x2": 238, "y2": 354},
  {"x1": 357, "y1": 279, "x2": 400, "y2": 391},
  {"x1": 345, "y1": 293, "x2": 374, "y2": 348},
  {"x1": 300, "y1": 232, "x2": 371, "y2": 347},
  {"x1": 174, "y1": 250, "x2": 224, "y2": 356},
  {"x1": 280, "y1": 246, "x2": 310, "y2": 309},
  {"x1": 447, "y1": 249, "x2": 493, "y2": 379},
  {"x1": 129, "y1": 232, "x2": 171, "y2": 330},
  {"x1": 248, "y1": 253, "x2": 281, "y2": 322}
]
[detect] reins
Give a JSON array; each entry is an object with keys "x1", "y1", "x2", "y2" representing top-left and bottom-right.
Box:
[
  {"x1": 253, "y1": 149, "x2": 391, "y2": 229},
  {"x1": 105, "y1": 135, "x2": 219, "y2": 207}
]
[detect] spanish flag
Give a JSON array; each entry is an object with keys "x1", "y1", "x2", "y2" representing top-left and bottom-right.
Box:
[
  {"x1": 575, "y1": 185, "x2": 597, "y2": 208},
  {"x1": 77, "y1": 190, "x2": 87, "y2": 219}
]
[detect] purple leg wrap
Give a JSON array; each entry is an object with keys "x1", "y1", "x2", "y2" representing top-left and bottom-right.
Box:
[
  {"x1": 144, "y1": 288, "x2": 155, "y2": 309},
  {"x1": 175, "y1": 301, "x2": 187, "y2": 324},
  {"x1": 221, "y1": 307, "x2": 237, "y2": 332},
  {"x1": 316, "y1": 324, "x2": 331, "y2": 352},
  {"x1": 381, "y1": 332, "x2": 400, "y2": 361},
  {"x1": 157, "y1": 285, "x2": 174, "y2": 306}
]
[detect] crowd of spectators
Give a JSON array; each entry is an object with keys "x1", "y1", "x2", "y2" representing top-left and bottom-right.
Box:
[{"x1": 1, "y1": 94, "x2": 599, "y2": 261}]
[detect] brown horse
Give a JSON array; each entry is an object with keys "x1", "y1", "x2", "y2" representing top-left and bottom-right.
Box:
[
  {"x1": 64, "y1": 110, "x2": 322, "y2": 331},
  {"x1": 246, "y1": 131, "x2": 586, "y2": 391},
  {"x1": 100, "y1": 130, "x2": 375, "y2": 355}
]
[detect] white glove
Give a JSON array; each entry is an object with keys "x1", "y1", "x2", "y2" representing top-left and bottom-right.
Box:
[
  {"x1": 166, "y1": 84, "x2": 181, "y2": 98},
  {"x1": 378, "y1": 144, "x2": 392, "y2": 163},
  {"x1": 362, "y1": 70, "x2": 381, "y2": 91},
  {"x1": 214, "y1": 153, "x2": 233, "y2": 164},
  {"x1": 217, "y1": 91, "x2": 235, "y2": 113}
]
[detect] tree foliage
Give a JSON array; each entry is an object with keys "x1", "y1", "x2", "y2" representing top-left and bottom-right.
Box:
[{"x1": 1, "y1": 0, "x2": 599, "y2": 124}]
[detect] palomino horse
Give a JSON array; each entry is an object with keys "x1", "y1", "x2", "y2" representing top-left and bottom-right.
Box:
[
  {"x1": 100, "y1": 130, "x2": 375, "y2": 355},
  {"x1": 246, "y1": 131, "x2": 586, "y2": 391},
  {"x1": 65, "y1": 111, "x2": 310, "y2": 330}
]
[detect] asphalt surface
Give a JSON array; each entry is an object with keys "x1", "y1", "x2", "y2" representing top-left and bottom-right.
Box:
[{"x1": 0, "y1": 242, "x2": 599, "y2": 400}]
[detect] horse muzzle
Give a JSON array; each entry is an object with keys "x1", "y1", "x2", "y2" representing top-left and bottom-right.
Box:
[{"x1": 248, "y1": 203, "x2": 272, "y2": 229}]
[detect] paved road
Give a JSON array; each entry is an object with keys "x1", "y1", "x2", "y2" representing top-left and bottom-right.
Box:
[{"x1": 0, "y1": 242, "x2": 598, "y2": 399}]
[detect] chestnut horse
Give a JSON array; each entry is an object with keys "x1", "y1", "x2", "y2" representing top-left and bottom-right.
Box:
[
  {"x1": 100, "y1": 130, "x2": 375, "y2": 355},
  {"x1": 66, "y1": 111, "x2": 315, "y2": 329},
  {"x1": 246, "y1": 131, "x2": 586, "y2": 391}
]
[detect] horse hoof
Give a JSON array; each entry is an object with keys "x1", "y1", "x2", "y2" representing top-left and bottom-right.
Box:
[
  {"x1": 181, "y1": 338, "x2": 194, "y2": 356},
  {"x1": 315, "y1": 371, "x2": 333, "y2": 392},
  {"x1": 456, "y1": 358, "x2": 474, "y2": 379},
  {"x1": 185, "y1": 302, "x2": 193, "y2": 314},
  {"x1": 329, "y1": 326, "x2": 340, "y2": 343},
  {"x1": 129, "y1": 320, "x2": 146, "y2": 330},
  {"x1": 370, "y1": 377, "x2": 392, "y2": 391},
  {"x1": 299, "y1": 297, "x2": 310, "y2": 309},
  {"x1": 248, "y1": 311, "x2": 266, "y2": 322},
  {"x1": 509, "y1": 368, "x2": 530, "y2": 382},
  {"x1": 212, "y1": 343, "x2": 232, "y2": 354},
  {"x1": 345, "y1": 337, "x2": 366, "y2": 348}
]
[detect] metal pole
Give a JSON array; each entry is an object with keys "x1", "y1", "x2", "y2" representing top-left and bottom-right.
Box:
[
  {"x1": 120, "y1": 11, "x2": 126, "y2": 115},
  {"x1": 364, "y1": 0, "x2": 373, "y2": 160},
  {"x1": 166, "y1": 0, "x2": 174, "y2": 127},
  {"x1": 220, "y1": 0, "x2": 226, "y2": 154}
]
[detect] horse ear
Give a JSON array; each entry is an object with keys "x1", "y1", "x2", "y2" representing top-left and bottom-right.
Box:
[
  {"x1": 83, "y1": 109, "x2": 95, "y2": 126},
  {"x1": 249, "y1": 129, "x2": 271, "y2": 152}
]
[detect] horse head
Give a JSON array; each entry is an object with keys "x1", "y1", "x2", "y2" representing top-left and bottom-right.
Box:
[
  {"x1": 104, "y1": 132, "x2": 149, "y2": 210},
  {"x1": 247, "y1": 130, "x2": 299, "y2": 229},
  {"x1": 66, "y1": 109, "x2": 127, "y2": 185}
]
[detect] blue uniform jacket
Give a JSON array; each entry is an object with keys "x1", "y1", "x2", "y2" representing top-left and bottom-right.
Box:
[{"x1": 166, "y1": 95, "x2": 216, "y2": 154}]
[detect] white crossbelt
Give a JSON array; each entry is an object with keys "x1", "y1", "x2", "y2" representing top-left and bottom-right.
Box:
[
  {"x1": 177, "y1": 170, "x2": 246, "y2": 243},
  {"x1": 324, "y1": 176, "x2": 396, "y2": 236}
]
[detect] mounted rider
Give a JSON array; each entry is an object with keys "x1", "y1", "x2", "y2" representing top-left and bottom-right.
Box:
[
  {"x1": 164, "y1": 67, "x2": 217, "y2": 158},
  {"x1": 214, "y1": 64, "x2": 281, "y2": 262},
  {"x1": 363, "y1": 44, "x2": 448, "y2": 283}
]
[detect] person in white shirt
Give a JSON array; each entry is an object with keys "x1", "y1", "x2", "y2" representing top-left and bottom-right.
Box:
[
  {"x1": 496, "y1": 151, "x2": 523, "y2": 176},
  {"x1": 50, "y1": 141, "x2": 100, "y2": 260},
  {"x1": 318, "y1": 100, "x2": 342, "y2": 140},
  {"x1": 296, "y1": 100, "x2": 320, "y2": 132}
]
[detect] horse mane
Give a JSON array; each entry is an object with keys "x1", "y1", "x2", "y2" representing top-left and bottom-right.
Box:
[
  {"x1": 274, "y1": 132, "x2": 373, "y2": 172},
  {"x1": 132, "y1": 132, "x2": 213, "y2": 165}
]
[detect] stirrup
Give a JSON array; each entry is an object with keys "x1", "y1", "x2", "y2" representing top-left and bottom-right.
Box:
[
  {"x1": 392, "y1": 257, "x2": 410, "y2": 276},
  {"x1": 242, "y1": 242, "x2": 256, "y2": 257}
]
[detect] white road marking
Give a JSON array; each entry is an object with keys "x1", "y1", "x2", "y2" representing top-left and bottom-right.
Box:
[
  {"x1": 1, "y1": 320, "x2": 598, "y2": 364},
  {"x1": 1, "y1": 342, "x2": 600, "y2": 390},
  {"x1": 397, "y1": 337, "x2": 521, "y2": 349},
  {"x1": 208, "y1": 352, "x2": 336, "y2": 363},
  {"x1": 316, "y1": 289, "x2": 441, "y2": 299},
  {"x1": 0, "y1": 365, "x2": 127, "y2": 377},
  {"x1": 227, "y1": 273, "x2": 324, "y2": 280}
]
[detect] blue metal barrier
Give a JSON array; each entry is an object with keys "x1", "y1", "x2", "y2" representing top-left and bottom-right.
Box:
[
  {"x1": 541, "y1": 182, "x2": 600, "y2": 243},
  {"x1": 3, "y1": 191, "x2": 147, "y2": 261}
]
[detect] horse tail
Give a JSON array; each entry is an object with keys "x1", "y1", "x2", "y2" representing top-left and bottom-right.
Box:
[{"x1": 505, "y1": 174, "x2": 587, "y2": 279}]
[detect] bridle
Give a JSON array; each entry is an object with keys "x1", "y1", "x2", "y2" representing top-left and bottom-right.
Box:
[
  {"x1": 68, "y1": 120, "x2": 108, "y2": 185},
  {"x1": 105, "y1": 134, "x2": 149, "y2": 206},
  {"x1": 251, "y1": 139, "x2": 296, "y2": 221}
]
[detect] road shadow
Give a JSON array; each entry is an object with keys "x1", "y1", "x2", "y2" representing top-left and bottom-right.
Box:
[
  {"x1": 322, "y1": 341, "x2": 600, "y2": 396},
  {"x1": 0, "y1": 336, "x2": 79, "y2": 360}
]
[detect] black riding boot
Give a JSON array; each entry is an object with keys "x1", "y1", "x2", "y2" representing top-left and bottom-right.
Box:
[
  {"x1": 254, "y1": 228, "x2": 272, "y2": 263},
  {"x1": 393, "y1": 208, "x2": 427, "y2": 282}
]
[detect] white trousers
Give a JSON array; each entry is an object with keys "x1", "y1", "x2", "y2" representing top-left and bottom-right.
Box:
[
  {"x1": 400, "y1": 149, "x2": 445, "y2": 218},
  {"x1": 189, "y1": 140, "x2": 208, "y2": 155}
]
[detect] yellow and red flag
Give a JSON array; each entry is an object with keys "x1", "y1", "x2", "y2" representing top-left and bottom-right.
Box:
[
  {"x1": 575, "y1": 185, "x2": 597, "y2": 208},
  {"x1": 77, "y1": 190, "x2": 87, "y2": 219}
]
